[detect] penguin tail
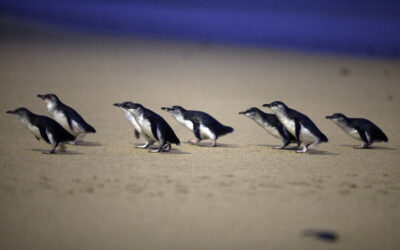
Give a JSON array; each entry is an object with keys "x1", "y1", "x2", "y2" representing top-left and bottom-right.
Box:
[
  {"x1": 320, "y1": 133, "x2": 328, "y2": 143},
  {"x1": 86, "y1": 124, "x2": 96, "y2": 133},
  {"x1": 218, "y1": 125, "x2": 234, "y2": 136}
]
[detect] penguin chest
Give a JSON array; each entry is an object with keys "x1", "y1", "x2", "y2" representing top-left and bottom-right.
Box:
[
  {"x1": 199, "y1": 124, "x2": 215, "y2": 140},
  {"x1": 124, "y1": 110, "x2": 141, "y2": 133},
  {"x1": 20, "y1": 118, "x2": 41, "y2": 139},
  {"x1": 260, "y1": 122, "x2": 281, "y2": 139},
  {"x1": 52, "y1": 110, "x2": 69, "y2": 130},
  {"x1": 279, "y1": 116, "x2": 296, "y2": 136},
  {"x1": 176, "y1": 115, "x2": 193, "y2": 131}
]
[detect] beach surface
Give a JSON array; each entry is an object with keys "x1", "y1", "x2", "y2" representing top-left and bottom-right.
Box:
[{"x1": 0, "y1": 18, "x2": 400, "y2": 250}]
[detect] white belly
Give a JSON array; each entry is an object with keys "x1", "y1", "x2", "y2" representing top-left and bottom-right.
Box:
[
  {"x1": 299, "y1": 125, "x2": 319, "y2": 144},
  {"x1": 199, "y1": 124, "x2": 215, "y2": 140},
  {"x1": 137, "y1": 116, "x2": 156, "y2": 141},
  {"x1": 338, "y1": 125, "x2": 362, "y2": 141},
  {"x1": 20, "y1": 117, "x2": 41, "y2": 139}
]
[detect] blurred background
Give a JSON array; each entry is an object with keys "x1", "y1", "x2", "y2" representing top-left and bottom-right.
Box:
[{"x1": 1, "y1": 0, "x2": 400, "y2": 58}]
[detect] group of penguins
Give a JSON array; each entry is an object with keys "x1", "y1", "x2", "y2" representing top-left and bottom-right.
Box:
[{"x1": 6, "y1": 94, "x2": 388, "y2": 154}]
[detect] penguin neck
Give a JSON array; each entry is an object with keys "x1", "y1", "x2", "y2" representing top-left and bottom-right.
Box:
[
  {"x1": 174, "y1": 113, "x2": 186, "y2": 124},
  {"x1": 274, "y1": 108, "x2": 288, "y2": 121},
  {"x1": 333, "y1": 118, "x2": 351, "y2": 130},
  {"x1": 18, "y1": 112, "x2": 34, "y2": 128},
  {"x1": 46, "y1": 100, "x2": 60, "y2": 113}
]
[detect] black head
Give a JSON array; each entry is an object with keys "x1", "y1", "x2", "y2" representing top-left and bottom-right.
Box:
[
  {"x1": 262, "y1": 101, "x2": 287, "y2": 109},
  {"x1": 119, "y1": 102, "x2": 145, "y2": 112},
  {"x1": 6, "y1": 107, "x2": 31, "y2": 116},
  {"x1": 238, "y1": 107, "x2": 261, "y2": 116},
  {"x1": 161, "y1": 105, "x2": 186, "y2": 113},
  {"x1": 326, "y1": 113, "x2": 347, "y2": 120},
  {"x1": 37, "y1": 94, "x2": 60, "y2": 103},
  {"x1": 113, "y1": 102, "x2": 134, "y2": 108}
]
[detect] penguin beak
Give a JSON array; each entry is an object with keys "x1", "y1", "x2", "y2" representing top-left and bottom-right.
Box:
[
  {"x1": 6, "y1": 110, "x2": 15, "y2": 114},
  {"x1": 262, "y1": 104, "x2": 271, "y2": 108},
  {"x1": 238, "y1": 111, "x2": 245, "y2": 115},
  {"x1": 37, "y1": 94, "x2": 45, "y2": 99},
  {"x1": 161, "y1": 107, "x2": 172, "y2": 111},
  {"x1": 325, "y1": 115, "x2": 333, "y2": 119},
  {"x1": 113, "y1": 103, "x2": 121, "y2": 107}
]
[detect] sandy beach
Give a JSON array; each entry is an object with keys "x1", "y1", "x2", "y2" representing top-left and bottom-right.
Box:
[{"x1": 0, "y1": 18, "x2": 400, "y2": 249}]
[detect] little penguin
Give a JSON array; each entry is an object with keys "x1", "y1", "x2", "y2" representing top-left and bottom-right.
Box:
[
  {"x1": 326, "y1": 113, "x2": 388, "y2": 148},
  {"x1": 114, "y1": 102, "x2": 141, "y2": 140},
  {"x1": 120, "y1": 102, "x2": 180, "y2": 152},
  {"x1": 161, "y1": 105, "x2": 234, "y2": 147},
  {"x1": 263, "y1": 101, "x2": 328, "y2": 153},
  {"x1": 239, "y1": 107, "x2": 298, "y2": 149},
  {"x1": 6, "y1": 107, "x2": 75, "y2": 154},
  {"x1": 37, "y1": 94, "x2": 96, "y2": 143}
]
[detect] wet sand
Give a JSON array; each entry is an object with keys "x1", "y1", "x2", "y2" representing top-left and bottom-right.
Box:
[{"x1": 0, "y1": 18, "x2": 400, "y2": 250}]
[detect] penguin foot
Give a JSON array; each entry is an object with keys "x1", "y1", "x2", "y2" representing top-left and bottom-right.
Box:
[
  {"x1": 273, "y1": 145, "x2": 286, "y2": 149},
  {"x1": 162, "y1": 144, "x2": 171, "y2": 152},
  {"x1": 209, "y1": 140, "x2": 217, "y2": 147},
  {"x1": 43, "y1": 149, "x2": 55, "y2": 154},
  {"x1": 136, "y1": 142, "x2": 151, "y2": 149},
  {"x1": 296, "y1": 146, "x2": 308, "y2": 153},
  {"x1": 150, "y1": 149, "x2": 162, "y2": 153},
  {"x1": 189, "y1": 139, "x2": 200, "y2": 144},
  {"x1": 354, "y1": 145, "x2": 370, "y2": 149}
]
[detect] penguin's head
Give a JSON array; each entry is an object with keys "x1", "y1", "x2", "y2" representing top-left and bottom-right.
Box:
[
  {"x1": 120, "y1": 102, "x2": 144, "y2": 116},
  {"x1": 263, "y1": 101, "x2": 287, "y2": 113},
  {"x1": 37, "y1": 94, "x2": 60, "y2": 105},
  {"x1": 326, "y1": 113, "x2": 347, "y2": 122},
  {"x1": 114, "y1": 102, "x2": 132, "y2": 111},
  {"x1": 161, "y1": 106, "x2": 186, "y2": 117},
  {"x1": 6, "y1": 107, "x2": 31, "y2": 117},
  {"x1": 238, "y1": 107, "x2": 261, "y2": 119}
]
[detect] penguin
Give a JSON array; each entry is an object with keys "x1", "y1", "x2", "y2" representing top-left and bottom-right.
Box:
[
  {"x1": 239, "y1": 107, "x2": 298, "y2": 149},
  {"x1": 37, "y1": 94, "x2": 96, "y2": 143},
  {"x1": 263, "y1": 101, "x2": 328, "y2": 153},
  {"x1": 326, "y1": 113, "x2": 388, "y2": 148},
  {"x1": 6, "y1": 107, "x2": 75, "y2": 154},
  {"x1": 113, "y1": 102, "x2": 141, "y2": 140},
  {"x1": 120, "y1": 102, "x2": 180, "y2": 152},
  {"x1": 161, "y1": 105, "x2": 234, "y2": 147}
]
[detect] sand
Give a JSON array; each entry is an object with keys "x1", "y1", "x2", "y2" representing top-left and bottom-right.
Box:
[{"x1": 0, "y1": 18, "x2": 400, "y2": 250}]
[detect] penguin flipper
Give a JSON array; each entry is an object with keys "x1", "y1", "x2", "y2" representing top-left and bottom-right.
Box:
[
  {"x1": 294, "y1": 119, "x2": 301, "y2": 143},
  {"x1": 356, "y1": 128, "x2": 370, "y2": 147},
  {"x1": 39, "y1": 126, "x2": 50, "y2": 144},
  {"x1": 66, "y1": 114, "x2": 74, "y2": 131},
  {"x1": 192, "y1": 121, "x2": 202, "y2": 140},
  {"x1": 150, "y1": 118, "x2": 160, "y2": 141},
  {"x1": 134, "y1": 129, "x2": 140, "y2": 139}
]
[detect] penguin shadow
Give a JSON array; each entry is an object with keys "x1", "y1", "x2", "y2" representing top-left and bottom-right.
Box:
[
  {"x1": 162, "y1": 148, "x2": 191, "y2": 155},
  {"x1": 254, "y1": 144, "x2": 338, "y2": 155},
  {"x1": 132, "y1": 144, "x2": 191, "y2": 154},
  {"x1": 183, "y1": 141, "x2": 240, "y2": 148},
  {"x1": 253, "y1": 144, "x2": 299, "y2": 150},
  {"x1": 308, "y1": 150, "x2": 339, "y2": 156},
  {"x1": 26, "y1": 149, "x2": 83, "y2": 155},
  {"x1": 302, "y1": 229, "x2": 339, "y2": 243},
  {"x1": 72, "y1": 141, "x2": 102, "y2": 147},
  {"x1": 339, "y1": 144, "x2": 396, "y2": 151}
]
